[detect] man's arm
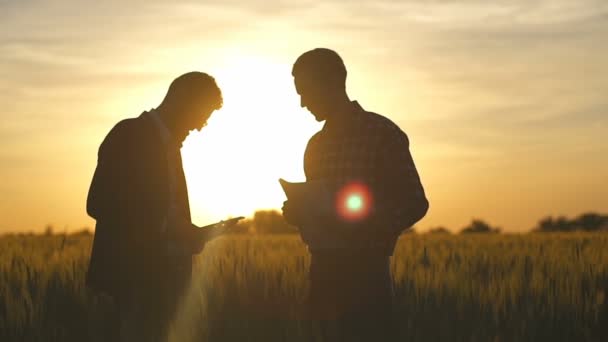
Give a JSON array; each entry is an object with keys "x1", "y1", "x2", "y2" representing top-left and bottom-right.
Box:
[
  {"x1": 326, "y1": 125, "x2": 428, "y2": 236},
  {"x1": 87, "y1": 120, "x2": 165, "y2": 237},
  {"x1": 282, "y1": 133, "x2": 322, "y2": 227},
  {"x1": 372, "y1": 127, "x2": 429, "y2": 232},
  {"x1": 87, "y1": 121, "x2": 135, "y2": 221}
]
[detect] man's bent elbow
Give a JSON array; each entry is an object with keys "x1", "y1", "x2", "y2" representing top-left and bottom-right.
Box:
[
  {"x1": 408, "y1": 196, "x2": 429, "y2": 227},
  {"x1": 86, "y1": 193, "x2": 99, "y2": 220},
  {"x1": 393, "y1": 196, "x2": 429, "y2": 231},
  {"x1": 415, "y1": 197, "x2": 429, "y2": 223}
]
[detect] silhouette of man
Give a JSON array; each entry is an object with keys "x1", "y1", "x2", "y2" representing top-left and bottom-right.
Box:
[
  {"x1": 86, "y1": 72, "x2": 223, "y2": 341},
  {"x1": 282, "y1": 48, "x2": 429, "y2": 341}
]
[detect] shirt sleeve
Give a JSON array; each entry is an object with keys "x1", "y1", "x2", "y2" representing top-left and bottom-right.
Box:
[
  {"x1": 372, "y1": 125, "x2": 429, "y2": 233},
  {"x1": 87, "y1": 121, "x2": 163, "y2": 233},
  {"x1": 87, "y1": 121, "x2": 136, "y2": 221}
]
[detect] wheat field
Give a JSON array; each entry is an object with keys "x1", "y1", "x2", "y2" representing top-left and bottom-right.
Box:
[{"x1": 1, "y1": 232, "x2": 607, "y2": 341}]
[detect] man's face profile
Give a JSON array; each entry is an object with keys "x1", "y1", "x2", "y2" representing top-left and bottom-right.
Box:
[
  {"x1": 294, "y1": 75, "x2": 330, "y2": 122},
  {"x1": 176, "y1": 98, "x2": 215, "y2": 142}
]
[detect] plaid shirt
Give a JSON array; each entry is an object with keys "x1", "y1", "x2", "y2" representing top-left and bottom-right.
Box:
[{"x1": 303, "y1": 101, "x2": 428, "y2": 252}]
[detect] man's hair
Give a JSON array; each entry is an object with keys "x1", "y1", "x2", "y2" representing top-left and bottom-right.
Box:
[
  {"x1": 292, "y1": 48, "x2": 347, "y2": 87},
  {"x1": 162, "y1": 71, "x2": 223, "y2": 110}
]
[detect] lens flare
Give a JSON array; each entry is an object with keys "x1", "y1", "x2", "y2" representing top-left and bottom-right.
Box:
[
  {"x1": 347, "y1": 195, "x2": 363, "y2": 211},
  {"x1": 336, "y1": 182, "x2": 373, "y2": 222}
]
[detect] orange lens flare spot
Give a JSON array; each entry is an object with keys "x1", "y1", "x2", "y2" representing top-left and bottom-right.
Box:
[{"x1": 336, "y1": 182, "x2": 373, "y2": 222}]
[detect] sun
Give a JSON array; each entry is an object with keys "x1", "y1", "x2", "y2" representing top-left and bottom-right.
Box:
[{"x1": 179, "y1": 56, "x2": 322, "y2": 225}]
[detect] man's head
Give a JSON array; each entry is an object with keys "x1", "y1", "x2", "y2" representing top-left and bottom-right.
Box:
[
  {"x1": 159, "y1": 72, "x2": 223, "y2": 142},
  {"x1": 292, "y1": 48, "x2": 348, "y2": 121}
]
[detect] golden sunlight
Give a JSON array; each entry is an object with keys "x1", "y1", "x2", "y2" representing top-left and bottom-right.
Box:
[{"x1": 180, "y1": 56, "x2": 322, "y2": 225}]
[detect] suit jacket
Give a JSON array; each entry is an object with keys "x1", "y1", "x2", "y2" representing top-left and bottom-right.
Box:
[{"x1": 86, "y1": 112, "x2": 195, "y2": 300}]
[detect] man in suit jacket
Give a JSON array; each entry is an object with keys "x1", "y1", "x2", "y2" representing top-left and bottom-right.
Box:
[{"x1": 86, "y1": 72, "x2": 223, "y2": 341}]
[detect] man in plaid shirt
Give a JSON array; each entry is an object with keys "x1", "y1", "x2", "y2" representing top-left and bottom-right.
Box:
[{"x1": 282, "y1": 48, "x2": 428, "y2": 341}]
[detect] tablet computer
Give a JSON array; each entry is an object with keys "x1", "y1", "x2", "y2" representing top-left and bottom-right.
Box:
[
  {"x1": 198, "y1": 216, "x2": 245, "y2": 230},
  {"x1": 279, "y1": 178, "x2": 333, "y2": 218}
]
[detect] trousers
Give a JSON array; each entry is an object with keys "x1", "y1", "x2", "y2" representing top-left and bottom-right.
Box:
[{"x1": 307, "y1": 250, "x2": 398, "y2": 341}]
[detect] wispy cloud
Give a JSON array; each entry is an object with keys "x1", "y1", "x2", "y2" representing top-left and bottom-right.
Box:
[{"x1": 0, "y1": 0, "x2": 606, "y2": 231}]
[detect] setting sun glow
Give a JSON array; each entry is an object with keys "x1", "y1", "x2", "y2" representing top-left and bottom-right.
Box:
[
  {"x1": 180, "y1": 56, "x2": 322, "y2": 225},
  {"x1": 1, "y1": 0, "x2": 606, "y2": 233}
]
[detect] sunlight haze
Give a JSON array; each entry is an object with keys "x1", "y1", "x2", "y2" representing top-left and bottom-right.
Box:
[{"x1": 1, "y1": 0, "x2": 607, "y2": 233}]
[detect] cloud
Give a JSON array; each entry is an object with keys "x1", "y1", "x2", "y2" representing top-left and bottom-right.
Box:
[
  {"x1": 0, "y1": 1, "x2": 253, "y2": 121},
  {"x1": 0, "y1": 0, "x2": 607, "y2": 232}
]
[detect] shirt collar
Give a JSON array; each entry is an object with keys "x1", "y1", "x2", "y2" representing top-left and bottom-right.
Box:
[
  {"x1": 323, "y1": 100, "x2": 364, "y2": 133},
  {"x1": 148, "y1": 109, "x2": 172, "y2": 146}
]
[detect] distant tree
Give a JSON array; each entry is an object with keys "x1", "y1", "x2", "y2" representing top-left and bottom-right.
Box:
[
  {"x1": 460, "y1": 219, "x2": 500, "y2": 234},
  {"x1": 44, "y1": 224, "x2": 54, "y2": 236},
  {"x1": 553, "y1": 216, "x2": 575, "y2": 232},
  {"x1": 534, "y1": 213, "x2": 608, "y2": 232},
  {"x1": 536, "y1": 216, "x2": 557, "y2": 232},
  {"x1": 574, "y1": 213, "x2": 608, "y2": 231},
  {"x1": 71, "y1": 228, "x2": 92, "y2": 236},
  {"x1": 226, "y1": 218, "x2": 253, "y2": 234},
  {"x1": 251, "y1": 210, "x2": 298, "y2": 234},
  {"x1": 427, "y1": 226, "x2": 451, "y2": 234}
]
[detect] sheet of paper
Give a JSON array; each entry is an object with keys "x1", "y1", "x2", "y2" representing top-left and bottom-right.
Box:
[{"x1": 279, "y1": 178, "x2": 334, "y2": 228}]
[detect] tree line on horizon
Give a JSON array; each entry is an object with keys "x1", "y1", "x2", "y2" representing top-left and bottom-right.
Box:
[
  {"x1": 10, "y1": 211, "x2": 608, "y2": 237},
  {"x1": 233, "y1": 211, "x2": 608, "y2": 235},
  {"x1": 428, "y1": 212, "x2": 608, "y2": 234}
]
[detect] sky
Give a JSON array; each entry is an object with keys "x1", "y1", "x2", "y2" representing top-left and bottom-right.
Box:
[{"x1": 0, "y1": 0, "x2": 607, "y2": 233}]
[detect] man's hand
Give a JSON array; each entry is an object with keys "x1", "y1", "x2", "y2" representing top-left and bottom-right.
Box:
[
  {"x1": 282, "y1": 200, "x2": 301, "y2": 226},
  {"x1": 191, "y1": 225, "x2": 220, "y2": 254},
  {"x1": 191, "y1": 217, "x2": 244, "y2": 254}
]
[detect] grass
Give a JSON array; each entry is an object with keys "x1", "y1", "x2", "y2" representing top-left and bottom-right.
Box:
[{"x1": 1, "y1": 232, "x2": 607, "y2": 341}]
